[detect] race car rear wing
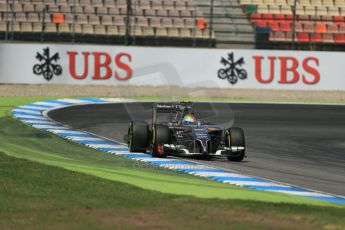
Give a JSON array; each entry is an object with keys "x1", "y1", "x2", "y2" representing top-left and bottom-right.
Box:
[{"x1": 152, "y1": 102, "x2": 194, "y2": 124}]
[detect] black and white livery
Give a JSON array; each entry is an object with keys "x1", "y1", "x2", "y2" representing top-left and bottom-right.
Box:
[{"x1": 127, "y1": 102, "x2": 245, "y2": 161}]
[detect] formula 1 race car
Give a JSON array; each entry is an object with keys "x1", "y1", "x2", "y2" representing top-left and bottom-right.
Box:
[{"x1": 127, "y1": 102, "x2": 245, "y2": 161}]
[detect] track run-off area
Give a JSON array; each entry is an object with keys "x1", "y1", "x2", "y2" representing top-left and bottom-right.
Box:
[{"x1": 12, "y1": 98, "x2": 345, "y2": 205}]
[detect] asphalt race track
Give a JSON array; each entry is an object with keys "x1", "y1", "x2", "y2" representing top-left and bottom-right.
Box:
[{"x1": 48, "y1": 102, "x2": 345, "y2": 196}]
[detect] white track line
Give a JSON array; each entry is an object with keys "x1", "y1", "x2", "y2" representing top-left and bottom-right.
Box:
[
  {"x1": 67, "y1": 137, "x2": 106, "y2": 141},
  {"x1": 267, "y1": 190, "x2": 333, "y2": 198},
  {"x1": 24, "y1": 120, "x2": 57, "y2": 124},
  {"x1": 17, "y1": 105, "x2": 46, "y2": 110},
  {"x1": 223, "y1": 181, "x2": 292, "y2": 187},
  {"x1": 48, "y1": 130, "x2": 87, "y2": 134},
  {"x1": 191, "y1": 172, "x2": 252, "y2": 178},
  {"x1": 14, "y1": 115, "x2": 47, "y2": 120},
  {"x1": 86, "y1": 144, "x2": 125, "y2": 148},
  {"x1": 31, "y1": 125, "x2": 67, "y2": 129},
  {"x1": 13, "y1": 109, "x2": 42, "y2": 115}
]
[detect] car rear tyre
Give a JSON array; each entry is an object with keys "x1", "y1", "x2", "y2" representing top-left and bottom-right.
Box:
[
  {"x1": 128, "y1": 121, "x2": 149, "y2": 153},
  {"x1": 151, "y1": 124, "x2": 170, "y2": 158},
  {"x1": 225, "y1": 127, "x2": 245, "y2": 161}
]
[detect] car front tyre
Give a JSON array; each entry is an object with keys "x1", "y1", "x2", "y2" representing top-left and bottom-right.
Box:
[{"x1": 225, "y1": 127, "x2": 245, "y2": 162}]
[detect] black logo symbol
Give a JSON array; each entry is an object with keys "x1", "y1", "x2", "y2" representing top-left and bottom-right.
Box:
[
  {"x1": 218, "y1": 52, "x2": 247, "y2": 85},
  {"x1": 33, "y1": 47, "x2": 62, "y2": 81}
]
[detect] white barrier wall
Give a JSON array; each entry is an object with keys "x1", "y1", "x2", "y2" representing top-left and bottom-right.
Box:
[{"x1": 0, "y1": 43, "x2": 344, "y2": 90}]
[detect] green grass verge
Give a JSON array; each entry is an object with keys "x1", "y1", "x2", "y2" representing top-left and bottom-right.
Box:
[
  {"x1": 0, "y1": 96, "x2": 345, "y2": 228},
  {"x1": 1, "y1": 152, "x2": 345, "y2": 230}
]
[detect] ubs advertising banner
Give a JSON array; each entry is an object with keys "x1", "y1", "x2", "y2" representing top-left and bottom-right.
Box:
[{"x1": 0, "y1": 43, "x2": 344, "y2": 90}]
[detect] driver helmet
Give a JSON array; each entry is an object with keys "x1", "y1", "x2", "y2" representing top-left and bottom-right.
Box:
[{"x1": 183, "y1": 114, "x2": 196, "y2": 125}]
